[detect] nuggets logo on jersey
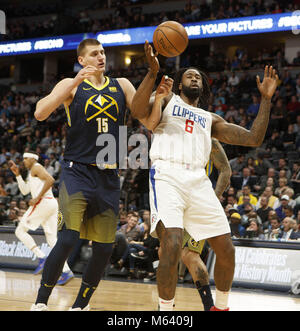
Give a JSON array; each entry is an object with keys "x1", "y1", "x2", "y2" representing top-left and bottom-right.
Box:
[{"x1": 84, "y1": 93, "x2": 119, "y2": 123}]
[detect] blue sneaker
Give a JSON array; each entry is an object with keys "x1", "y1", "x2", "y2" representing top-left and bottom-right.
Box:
[
  {"x1": 33, "y1": 258, "x2": 46, "y2": 275},
  {"x1": 57, "y1": 271, "x2": 74, "y2": 286}
]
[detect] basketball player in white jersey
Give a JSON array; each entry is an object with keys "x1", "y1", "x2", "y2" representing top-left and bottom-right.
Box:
[
  {"x1": 132, "y1": 41, "x2": 279, "y2": 311},
  {"x1": 9, "y1": 152, "x2": 73, "y2": 283}
]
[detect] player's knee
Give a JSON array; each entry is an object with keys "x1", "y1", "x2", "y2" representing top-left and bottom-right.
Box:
[
  {"x1": 57, "y1": 229, "x2": 79, "y2": 251},
  {"x1": 45, "y1": 232, "x2": 57, "y2": 248},
  {"x1": 161, "y1": 230, "x2": 183, "y2": 263},
  {"x1": 15, "y1": 224, "x2": 27, "y2": 239}
]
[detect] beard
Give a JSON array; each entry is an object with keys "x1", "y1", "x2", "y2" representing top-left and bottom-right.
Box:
[{"x1": 181, "y1": 84, "x2": 201, "y2": 101}]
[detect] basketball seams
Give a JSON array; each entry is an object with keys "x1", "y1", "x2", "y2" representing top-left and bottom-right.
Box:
[
  {"x1": 154, "y1": 28, "x2": 179, "y2": 56},
  {"x1": 161, "y1": 25, "x2": 188, "y2": 43}
]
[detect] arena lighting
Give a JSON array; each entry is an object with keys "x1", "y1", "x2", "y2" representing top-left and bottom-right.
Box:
[{"x1": 0, "y1": 12, "x2": 299, "y2": 56}]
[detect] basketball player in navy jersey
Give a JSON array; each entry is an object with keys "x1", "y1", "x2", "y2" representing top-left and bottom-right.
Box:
[
  {"x1": 31, "y1": 38, "x2": 143, "y2": 311},
  {"x1": 132, "y1": 42, "x2": 279, "y2": 311}
]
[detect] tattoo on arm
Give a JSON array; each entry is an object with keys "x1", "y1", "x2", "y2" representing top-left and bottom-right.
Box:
[
  {"x1": 212, "y1": 97, "x2": 271, "y2": 147},
  {"x1": 210, "y1": 139, "x2": 231, "y2": 198}
]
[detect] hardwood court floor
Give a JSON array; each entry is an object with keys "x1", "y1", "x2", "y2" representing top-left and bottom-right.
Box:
[{"x1": 0, "y1": 270, "x2": 299, "y2": 311}]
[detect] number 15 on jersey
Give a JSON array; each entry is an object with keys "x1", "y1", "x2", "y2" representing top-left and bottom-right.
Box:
[{"x1": 97, "y1": 118, "x2": 108, "y2": 133}]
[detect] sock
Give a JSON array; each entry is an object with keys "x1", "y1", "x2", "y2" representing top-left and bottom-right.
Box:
[
  {"x1": 32, "y1": 246, "x2": 46, "y2": 259},
  {"x1": 72, "y1": 281, "x2": 97, "y2": 309},
  {"x1": 158, "y1": 297, "x2": 174, "y2": 311},
  {"x1": 215, "y1": 288, "x2": 230, "y2": 310},
  {"x1": 35, "y1": 282, "x2": 55, "y2": 305},
  {"x1": 72, "y1": 242, "x2": 113, "y2": 309},
  {"x1": 35, "y1": 229, "x2": 79, "y2": 305},
  {"x1": 62, "y1": 262, "x2": 71, "y2": 273},
  {"x1": 195, "y1": 281, "x2": 214, "y2": 311}
]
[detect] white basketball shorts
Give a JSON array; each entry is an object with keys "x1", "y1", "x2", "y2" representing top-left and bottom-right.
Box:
[
  {"x1": 20, "y1": 197, "x2": 58, "y2": 232},
  {"x1": 149, "y1": 160, "x2": 230, "y2": 242}
]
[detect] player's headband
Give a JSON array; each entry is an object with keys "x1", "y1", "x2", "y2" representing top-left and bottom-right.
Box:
[{"x1": 23, "y1": 153, "x2": 39, "y2": 160}]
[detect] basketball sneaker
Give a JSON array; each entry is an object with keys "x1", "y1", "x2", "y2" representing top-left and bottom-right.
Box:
[
  {"x1": 68, "y1": 305, "x2": 90, "y2": 311},
  {"x1": 210, "y1": 306, "x2": 229, "y2": 311},
  {"x1": 57, "y1": 271, "x2": 74, "y2": 286},
  {"x1": 33, "y1": 258, "x2": 46, "y2": 275},
  {"x1": 30, "y1": 303, "x2": 49, "y2": 311}
]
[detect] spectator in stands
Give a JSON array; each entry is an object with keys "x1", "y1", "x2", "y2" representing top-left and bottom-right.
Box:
[
  {"x1": 274, "y1": 177, "x2": 290, "y2": 197},
  {"x1": 228, "y1": 72, "x2": 240, "y2": 87},
  {"x1": 247, "y1": 95, "x2": 260, "y2": 121},
  {"x1": 275, "y1": 195, "x2": 291, "y2": 221},
  {"x1": 262, "y1": 186, "x2": 278, "y2": 209},
  {"x1": 253, "y1": 150, "x2": 273, "y2": 177},
  {"x1": 256, "y1": 196, "x2": 273, "y2": 230},
  {"x1": 290, "y1": 162, "x2": 300, "y2": 194},
  {"x1": 265, "y1": 129, "x2": 284, "y2": 152},
  {"x1": 270, "y1": 99, "x2": 288, "y2": 133},
  {"x1": 229, "y1": 154, "x2": 245, "y2": 175},
  {"x1": 254, "y1": 167, "x2": 277, "y2": 194},
  {"x1": 4, "y1": 175, "x2": 19, "y2": 196},
  {"x1": 290, "y1": 213, "x2": 300, "y2": 240},
  {"x1": 279, "y1": 217, "x2": 294, "y2": 241},
  {"x1": 229, "y1": 212, "x2": 245, "y2": 238},
  {"x1": 128, "y1": 219, "x2": 159, "y2": 280},
  {"x1": 114, "y1": 212, "x2": 143, "y2": 269},
  {"x1": 292, "y1": 51, "x2": 300, "y2": 66},
  {"x1": 284, "y1": 126, "x2": 297, "y2": 152},
  {"x1": 117, "y1": 210, "x2": 127, "y2": 230},
  {"x1": 264, "y1": 215, "x2": 282, "y2": 241},
  {"x1": 237, "y1": 185, "x2": 258, "y2": 206},
  {"x1": 244, "y1": 218, "x2": 265, "y2": 240}
]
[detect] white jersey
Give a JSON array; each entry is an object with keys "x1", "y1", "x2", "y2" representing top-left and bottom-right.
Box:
[
  {"x1": 150, "y1": 94, "x2": 212, "y2": 169},
  {"x1": 28, "y1": 163, "x2": 54, "y2": 199}
]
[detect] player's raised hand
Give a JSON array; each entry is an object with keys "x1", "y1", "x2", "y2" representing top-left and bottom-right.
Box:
[
  {"x1": 256, "y1": 65, "x2": 279, "y2": 100},
  {"x1": 155, "y1": 75, "x2": 173, "y2": 101},
  {"x1": 73, "y1": 65, "x2": 99, "y2": 86},
  {"x1": 144, "y1": 40, "x2": 160, "y2": 74},
  {"x1": 8, "y1": 160, "x2": 20, "y2": 176}
]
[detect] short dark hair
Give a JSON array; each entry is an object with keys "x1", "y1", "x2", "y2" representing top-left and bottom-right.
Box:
[
  {"x1": 77, "y1": 38, "x2": 101, "y2": 57},
  {"x1": 173, "y1": 67, "x2": 211, "y2": 109}
]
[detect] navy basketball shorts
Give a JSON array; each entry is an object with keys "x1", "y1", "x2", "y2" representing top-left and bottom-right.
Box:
[{"x1": 58, "y1": 159, "x2": 120, "y2": 243}]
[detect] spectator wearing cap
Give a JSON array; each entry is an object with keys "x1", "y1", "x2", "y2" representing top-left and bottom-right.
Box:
[
  {"x1": 275, "y1": 195, "x2": 290, "y2": 221},
  {"x1": 229, "y1": 212, "x2": 246, "y2": 238}
]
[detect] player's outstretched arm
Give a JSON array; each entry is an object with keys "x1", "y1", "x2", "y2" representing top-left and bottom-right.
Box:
[
  {"x1": 210, "y1": 138, "x2": 232, "y2": 199},
  {"x1": 34, "y1": 65, "x2": 99, "y2": 121},
  {"x1": 140, "y1": 75, "x2": 173, "y2": 131},
  {"x1": 212, "y1": 65, "x2": 279, "y2": 147},
  {"x1": 131, "y1": 41, "x2": 160, "y2": 120}
]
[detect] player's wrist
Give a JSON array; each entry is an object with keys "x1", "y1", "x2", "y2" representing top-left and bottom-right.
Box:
[{"x1": 148, "y1": 67, "x2": 158, "y2": 77}]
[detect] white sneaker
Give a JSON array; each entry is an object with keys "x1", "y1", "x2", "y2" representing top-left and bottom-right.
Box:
[
  {"x1": 30, "y1": 303, "x2": 49, "y2": 311},
  {"x1": 68, "y1": 304, "x2": 90, "y2": 311}
]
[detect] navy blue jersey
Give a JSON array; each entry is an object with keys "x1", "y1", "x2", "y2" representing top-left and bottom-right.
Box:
[{"x1": 63, "y1": 77, "x2": 126, "y2": 166}]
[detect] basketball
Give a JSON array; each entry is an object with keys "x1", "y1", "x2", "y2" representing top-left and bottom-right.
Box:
[{"x1": 153, "y1": 21, "x2": 188, "y2": 57}]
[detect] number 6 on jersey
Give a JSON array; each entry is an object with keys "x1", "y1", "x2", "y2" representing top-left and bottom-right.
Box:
[{"x1": 185, "y1": 119, "x2": 194, "y2": 133}]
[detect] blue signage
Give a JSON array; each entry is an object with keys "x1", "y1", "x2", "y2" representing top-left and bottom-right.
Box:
[{"x1": 0, "y1": 12, "x2": 299, "y2": 56}]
